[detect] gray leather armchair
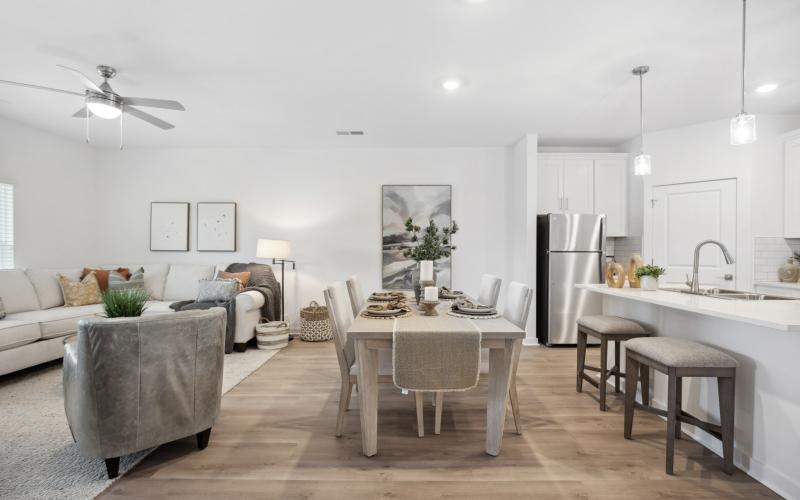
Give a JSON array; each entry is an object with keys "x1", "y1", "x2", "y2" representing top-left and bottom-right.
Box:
[{"x1": 63, "y1": 309, "x2": 227, "y2": 478}]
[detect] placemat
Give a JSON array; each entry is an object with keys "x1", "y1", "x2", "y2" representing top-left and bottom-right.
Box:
[{"x1": 447, "y1": 311, "x2": 501, "y2": 320}]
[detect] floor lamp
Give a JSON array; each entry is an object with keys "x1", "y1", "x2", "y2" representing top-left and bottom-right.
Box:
[{"x1": 257, "y1": 239, "x2": 295, "y2": 322}]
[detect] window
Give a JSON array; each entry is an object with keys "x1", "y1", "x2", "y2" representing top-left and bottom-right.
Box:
[{"x1": 0, "y1": 183, "x2": 13, "y2": 269}]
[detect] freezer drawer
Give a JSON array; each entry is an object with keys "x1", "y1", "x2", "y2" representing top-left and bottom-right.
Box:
[{"x1": 546, "y1": 252, "x2": 603, "y2": 345}]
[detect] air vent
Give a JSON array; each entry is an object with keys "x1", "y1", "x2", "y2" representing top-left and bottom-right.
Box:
[{"x1": 336, "y1": 130, "x2": 365, "y2": 136}]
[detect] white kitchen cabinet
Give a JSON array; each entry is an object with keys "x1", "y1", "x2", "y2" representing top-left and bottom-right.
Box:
[
  {"x1": 784, "y1": 132, "x2": 800, "y2": 238},
  {"x1": 593, "y1": 159, "x2": 628, "y2": 237},
  {"x1": 537, "y1": 153, "x2": 629, "y2": 236}
]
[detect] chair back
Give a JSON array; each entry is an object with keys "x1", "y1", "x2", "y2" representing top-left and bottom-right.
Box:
[
  {"x1": 476, "y1": 274, "x2": 502, "y2": 308},
  {"x1": 345, "y1": 275, "x2": 365, "y2": 317},
  {"x1": 503, "y1": 281, "x2": 533, "y2": 330},
  {"x1": 324, "y1": 282, "x2": 356, "y2": 371}
]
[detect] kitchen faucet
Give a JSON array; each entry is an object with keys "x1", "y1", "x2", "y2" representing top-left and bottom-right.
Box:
[{"x1": 689, "y1": 240, "x2": 736, "y2": 293}]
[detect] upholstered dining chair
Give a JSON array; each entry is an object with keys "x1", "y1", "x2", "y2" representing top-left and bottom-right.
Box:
[
  {"x1": 476, "y1": 274, "x2": 502, "y2": 308},
  {"x1": 345, "y1": 275, "x2": 365, "y2": 317},
  {"x1": 324, "y1": 282, "x2": 424, "y2": 437},
  {"x1": 433, "y1": 281, "x2": 532, "y2": 435}
]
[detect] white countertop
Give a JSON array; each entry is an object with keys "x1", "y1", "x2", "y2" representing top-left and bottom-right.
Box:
[
  {"x1": 576, "y1": 284, "x2": 800, "y2": 332},
  {"x1": 754, "y1": 281, "x2": 800, "y2": 290}
]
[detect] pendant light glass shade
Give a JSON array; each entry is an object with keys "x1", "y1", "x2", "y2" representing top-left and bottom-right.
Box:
[
  {"x1": 634, "y1": 154, "x2": 652, "y2": 176},
  {"x1": 731, "y1": 0, "x2": 756, "y2": 145}
]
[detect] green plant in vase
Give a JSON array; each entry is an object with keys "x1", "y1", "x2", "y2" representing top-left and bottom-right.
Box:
[
  {"x1": 402, "y1": 218, "x2": 459, "y2": 300},
  {"x1": 102, "y1": 288, "x2": 150, "y2": 318}
]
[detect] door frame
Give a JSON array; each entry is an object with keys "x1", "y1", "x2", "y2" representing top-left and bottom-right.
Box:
[{"x1": 643, "y1": 177, "x2": 739, "y2": 287}]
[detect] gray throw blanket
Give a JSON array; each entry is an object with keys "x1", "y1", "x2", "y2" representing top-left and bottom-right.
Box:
[{"x1": 170, "y1": 264, "x2": 282, "y2": 353}]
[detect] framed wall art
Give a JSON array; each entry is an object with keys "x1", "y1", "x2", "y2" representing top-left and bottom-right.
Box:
[
  {"x1": 150, "y1": 202, "x2": 190, "y2": 252},
  {"x1": 197, "y1": 202, "x2": 237, "y2": 252}
]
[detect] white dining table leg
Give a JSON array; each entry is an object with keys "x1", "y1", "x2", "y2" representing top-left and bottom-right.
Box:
[
  {"x1": 486, "y1": 338, "x2": 522, "y2": 456},
  {"x1": 356, "y1": 338, "x2": 379, "y2": 457}
]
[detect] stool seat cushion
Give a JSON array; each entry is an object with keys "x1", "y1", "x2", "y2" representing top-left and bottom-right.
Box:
[
  {"x1": 624, "y1": 337, "x2": 738, "y2": 368},
  {"x1": 577, "y1": 315, "x2": 649, "y2": 335}
]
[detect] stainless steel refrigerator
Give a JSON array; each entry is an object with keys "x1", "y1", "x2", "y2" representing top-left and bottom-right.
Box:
[{"x1": 536, "y1": 213, "x2": 606, "y2": 346}]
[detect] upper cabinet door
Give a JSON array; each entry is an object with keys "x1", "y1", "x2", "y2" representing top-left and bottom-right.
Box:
[
  {"x1": 538, "y1": 159, "x2": 563, "y2": 214},
  {"x1": 784, "y1": 137, "x2": 800, "y2": 238},
  {"x1": 594, "y1": 159, "x2": 628, "y2": 237},
  {"x1": 561, "y1": 159, "x2": 594, "y2": 214}
]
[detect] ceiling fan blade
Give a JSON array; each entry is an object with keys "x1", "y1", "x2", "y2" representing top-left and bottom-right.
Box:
[
  {"x1": 56, "y1": 64, "x2": 104, "y2": 93},
  {"x1": 124, "y1": 106, "x2": 174, "y2": 130},
  {"x1": 71, "y1": 107, "x2": 93, "y2": 118},
  {"x1": 122, "y1": 97, "x2": 185, "y2": 111},
  {"x1": 0, "y1": 79, "x2": 84, "y2": 96}
]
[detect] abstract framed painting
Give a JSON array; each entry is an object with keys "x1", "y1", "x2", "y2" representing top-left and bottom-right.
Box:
[
  {"x1": 197, "y1": 202, "x2": 237, "y2": 252},
  {"x1": 382, "y1": 185, "x2": 452, "y2": 290},
  {"x1": 150, "y1": 202, "x2": 190, "y2": 252}
]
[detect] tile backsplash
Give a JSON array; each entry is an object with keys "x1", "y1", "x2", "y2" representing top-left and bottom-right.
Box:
[
  {"x1": 753, "y1": 237, "x2": 800, "y2": 282},
  {"x1": 607, "y1": 236, "x2": 642, "y2": 265}
]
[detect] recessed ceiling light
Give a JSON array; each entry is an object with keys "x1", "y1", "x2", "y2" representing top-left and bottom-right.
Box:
[
  {"x1": 441, "y1": 78, "x2": 463, "y2": 92},
  {"x1": 755, "y1": 83, "x2": 778, "y2": 94}
]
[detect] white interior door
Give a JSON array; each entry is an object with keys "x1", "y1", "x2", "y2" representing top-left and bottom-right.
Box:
[
  {"x1": 650, "y1": 179, "x2": 737, "y2": 287},
  {"x1": 562, "y1": 159, "x2": 594, "y2": 214},
  {"x1": 538, "y1": 159, "x2": 563, "y2": 214}
]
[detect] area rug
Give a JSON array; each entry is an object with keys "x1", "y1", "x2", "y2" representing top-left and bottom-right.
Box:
[{"x1": 0, "y1": 347, "x2": 278, "y2": 500}]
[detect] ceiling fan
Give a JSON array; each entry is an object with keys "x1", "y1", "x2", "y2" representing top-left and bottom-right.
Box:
[{"x1": 0, "y1": 64, "x2": 185, "y2": 140}]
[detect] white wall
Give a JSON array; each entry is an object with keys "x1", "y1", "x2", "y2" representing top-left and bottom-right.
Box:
[
  {"x1": 93, "y1": 147, "x2": 508, "y2": 326},
  {"x1": 0, "y1": 118, "x2": 98, "y2": 268},
  {"x1": 619, "y1": 114, "x2": 800, "y2": 288}
]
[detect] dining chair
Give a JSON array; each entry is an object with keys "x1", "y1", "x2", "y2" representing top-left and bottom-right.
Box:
[
  {"x1": 433, "y1": 281, "x2": 532, "y2": 435},
  {"x1": 324, "y1": 282, "x2": 424, "y2": 437},
  {"x1": 476, "y1": 274, "x2": 502, "y2": 308},
  {"x1": 345, "y1": 275, "x2": 365, "y2": 317}
]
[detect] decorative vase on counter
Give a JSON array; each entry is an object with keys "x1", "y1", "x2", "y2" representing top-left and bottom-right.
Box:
[
  {"x1": 778, "y1": 258, "x2": 800, "y2": 283},
  {"x1": 605, "y1": 261, "x2": 625, "y2": 288},
  {"x1": 640, "y1": 275, "x2": 659, "y2": 291},
  {"x1": 627, "y1": 254, "x2": 645, "y2": 288}
]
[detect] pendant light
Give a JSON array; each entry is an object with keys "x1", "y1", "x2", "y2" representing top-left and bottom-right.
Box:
[
  {"x1": 730, "y1": 0, "x2": 756, "y2": 145},
  {"x1": 632, "y1": 65, "x2": 651, "y2": 176}
]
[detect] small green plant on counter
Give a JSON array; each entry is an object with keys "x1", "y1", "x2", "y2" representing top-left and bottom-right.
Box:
[
  {"x1": 635, "y1": 264, "x2": 666, "y2": 279},
  {"x1": 102, "y1": 288, "x2": 150, "y2": 318}
]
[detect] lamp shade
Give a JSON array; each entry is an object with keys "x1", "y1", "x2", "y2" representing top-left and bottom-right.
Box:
[{"x1": 257, "y1": 239, "x2": 291, "y2": 259}]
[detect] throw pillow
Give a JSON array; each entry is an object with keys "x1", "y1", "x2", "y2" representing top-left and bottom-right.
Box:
[
  {"x1": 108, "y1": 267, "x2": 145, "y2": 291},
  {"x1": 58, "y1": 272, "x2": 102, "y2": 307},
  {"x1": 197, "y1": 279, "x2": 240, "y2": 302},
  {"x1": 81, "y1": 267, "x2": 131, "y2": 290},
  {"x1": 0, "y1": 297, "x2": 5, "y2": 319},
  {"x1": 216, "y1": 271, "x2": 251, "y2": 289}
]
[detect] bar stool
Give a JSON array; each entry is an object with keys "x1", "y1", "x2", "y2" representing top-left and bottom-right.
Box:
[
  {"x1": 623, "y1": 337, "x2": 738, "y2": 475},
  {"x1": 576, "y1": 315, "x2": 651, "y2": 411}
]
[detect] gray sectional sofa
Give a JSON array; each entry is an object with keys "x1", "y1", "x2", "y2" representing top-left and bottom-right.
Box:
[{"x1": 0, "y1": 263, "x2": 266, "y2": 376}]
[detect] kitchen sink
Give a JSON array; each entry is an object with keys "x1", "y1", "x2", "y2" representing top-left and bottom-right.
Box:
[{"x1": 661, "y1": 287, "x2": 796, "y2": 301}]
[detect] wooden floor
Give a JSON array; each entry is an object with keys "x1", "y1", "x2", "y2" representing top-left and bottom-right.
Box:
[{"x1": 100, "y1": 341, "x2": 778, "y2": 499}]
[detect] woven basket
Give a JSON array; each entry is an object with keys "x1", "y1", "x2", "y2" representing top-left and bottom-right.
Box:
[
  {"x1": 299, "y1": 300, "x2": 332, "y2": 342},
  {"x1": 255, "y1": 321, "x2": 289, "y2": 350}
]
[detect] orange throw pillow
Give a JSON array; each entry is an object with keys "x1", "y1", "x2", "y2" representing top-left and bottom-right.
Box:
[
  {"x1": 81, "y1": 267, "x2": 131, "y2": 290},
  {"x1": 216, "y1": 271, "x2": 251, "y2": 289}
]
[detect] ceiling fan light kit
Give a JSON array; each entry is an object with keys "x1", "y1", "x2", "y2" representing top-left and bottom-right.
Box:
[{"x1": 730, "y1": 0, "x2": 756, "y2": 145}]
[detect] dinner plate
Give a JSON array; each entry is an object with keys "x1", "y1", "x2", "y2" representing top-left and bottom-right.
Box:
[
  {"x1": 365, "y1": 306, "x2": 402, "y2": 316},
  {"x1": 455, "y1": 306, "x2": 496, "y2": 315}
]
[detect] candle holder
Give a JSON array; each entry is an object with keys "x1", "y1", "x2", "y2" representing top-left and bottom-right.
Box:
[
  {"x1": 415, "y1": 279, "x2": 435, "y2": 305},
  {"x1": 419, "y1": 300, "x2": 440, "y2": 316}
]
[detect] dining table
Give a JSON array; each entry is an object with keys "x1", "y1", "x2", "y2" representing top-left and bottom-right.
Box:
[{"x1": 347, "y1": 299, "x2": 525, "y2": 457}]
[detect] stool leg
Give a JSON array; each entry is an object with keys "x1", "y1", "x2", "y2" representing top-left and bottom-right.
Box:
[
  {"x1": 718, "y1": 374, "x2": 736, "y2": 475},
  {"x1": 599, "y1": 338, "x2": 608, "y2": 411},
  {"x1": 576, "y1": 330, "x2": 587, "y2": 393},
  {"x1": 624, "y1": 354, "x2": 638, "y2": 439},
  {"x1": 640, "y1": 363, "x2": 650, "y2": 406},
  {"x1": 614, "y1": 340, "x2": 621, "y2": 393},
  {"x1": 666, "y1": 369, "x2": 678, "y2": 475},
  {"x1": 675, "y1": 377, "x2": 682, "y2": 440}
]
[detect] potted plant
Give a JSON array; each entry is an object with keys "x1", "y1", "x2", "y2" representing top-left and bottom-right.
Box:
[
  {"x1": 101, "y1": 288, "x2": 150, "y2": 318},
  {"x1": 635, "y1": 265, "x2": 666, "y2": 291},
  {"x1": 402, "y1": 218, "x2": 459, "y2": 301}
]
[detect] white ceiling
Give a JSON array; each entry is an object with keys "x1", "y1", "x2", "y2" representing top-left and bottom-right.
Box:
[{"x1": 0, "y1": 0, "x2": 798, "y2": 148}]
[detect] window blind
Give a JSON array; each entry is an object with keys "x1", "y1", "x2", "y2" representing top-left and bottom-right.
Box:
[{"x1": 0, "y1": 183, "x2": 14, "y2": 269}]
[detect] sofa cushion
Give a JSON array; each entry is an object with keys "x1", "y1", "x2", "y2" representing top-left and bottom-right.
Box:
[
  {"x1": 58, "y1": 273, "x2": 103, "y2": 307},
  {"x1": 143, "y1": 300, "x2": 177, "y2": 314},
  {"x1": 81, "y1": 267, "x2": 131, "y2": 290},
  {"x1": 0, "y1": 269, "x2": 41, "y2": 313},
  {"x1": 163, "y1": 264, "x2": 214, "y2": 301},
  {"x1": 7, "y1": 304, "x2": 105, "y2": 339},
  {"x1": 108, "y1": 267, "x2": 145, "y2": 291},
  {"x1": 0, "y1": 320, "x2": 41, "y2": 351},
  {"x1": 25, "y1": 268, "x2": 84, "y2": 309},
  {"x1": 104, "y1": 264, "x2": 170, "y2": 300}
]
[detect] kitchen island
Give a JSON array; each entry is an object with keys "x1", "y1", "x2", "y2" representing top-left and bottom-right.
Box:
[{"x1": 577, "y1": 284, "x2": 800, "y2": 499}]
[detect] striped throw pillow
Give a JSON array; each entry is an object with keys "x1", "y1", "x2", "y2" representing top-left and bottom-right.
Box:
[{"x1": 108, "y1": 267, "x2": 146, "y2": 291}]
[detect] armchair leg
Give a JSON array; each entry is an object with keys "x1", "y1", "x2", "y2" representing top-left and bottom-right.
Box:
[
  {"x1": 196, "y1": 427, "x2": 212, "y2": 450},
  {"x1": 105, "y1": 457, "x2": 120, "y2": 479}
]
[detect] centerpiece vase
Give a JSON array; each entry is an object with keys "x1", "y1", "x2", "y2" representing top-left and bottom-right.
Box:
[{"x1": 411, "y1": 261, "x2": 437, "y2": 304}]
